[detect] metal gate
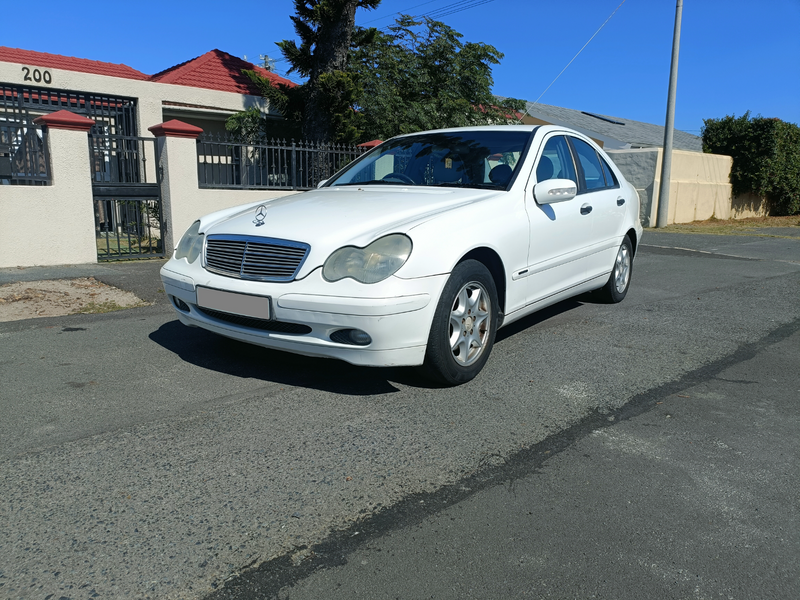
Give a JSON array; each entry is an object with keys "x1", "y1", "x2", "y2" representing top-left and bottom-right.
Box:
[{"x1": 90, "y1": 133, "x2": 165, "y2": 261}]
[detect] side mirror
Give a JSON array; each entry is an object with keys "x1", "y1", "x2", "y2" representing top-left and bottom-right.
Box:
[
  {"x1": 534, "y1": 178, "x2": 577, "y2": 204},
  {"x1": 317, "y1": 179, "x2": 329, "y2": 188}
]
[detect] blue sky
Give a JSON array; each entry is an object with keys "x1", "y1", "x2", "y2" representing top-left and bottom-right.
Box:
[{"x1": 5, "y1": 0, "x2": 799, "y2": 135}]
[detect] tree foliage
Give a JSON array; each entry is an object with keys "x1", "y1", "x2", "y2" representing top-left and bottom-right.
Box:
[
  {"x1": 703, "y1": 112, "x2": 800, "y2": 215},
  {"x1": 350, "y1": 16, "x2": 526, "y2": 141},
  {"x1": 233, "y1": 6, "x2": 524, "y2": 145},
  {"x1": 243, "y1": 0, "x2": 380, "y2": 144},
  {"x1": 225, "y1": 107, "x2": 301, "y2": 141}
]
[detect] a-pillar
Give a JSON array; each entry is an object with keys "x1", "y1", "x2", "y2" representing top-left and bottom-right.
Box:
[{"x1": 148, "y1": 120, "x2": 204, "y2": 255}]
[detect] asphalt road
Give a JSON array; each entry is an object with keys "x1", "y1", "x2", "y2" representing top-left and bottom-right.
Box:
[{"x1": 1, "y1": 230, "x2": 798, "y2": 599}]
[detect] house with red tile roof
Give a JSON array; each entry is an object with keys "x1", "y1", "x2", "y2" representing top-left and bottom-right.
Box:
[
  {"x1": 0, "y1": 46, "x2": 296, "y2": 138},
  {"x1": 0, "y1": 46, "x2": 311, "y2": 269}
]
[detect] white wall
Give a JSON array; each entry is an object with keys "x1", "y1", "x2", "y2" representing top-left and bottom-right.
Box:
[{"x1": 0, "y1": 127, "x2": 96, "y2": 268}]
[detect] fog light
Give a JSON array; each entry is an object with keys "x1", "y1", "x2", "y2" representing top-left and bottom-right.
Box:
[
  {"x1": 171, "y1": 295, "x2": 190, "y2": 312},
  {"x1": 330, "y1": 328, "x2": 372, "y2": 346}
]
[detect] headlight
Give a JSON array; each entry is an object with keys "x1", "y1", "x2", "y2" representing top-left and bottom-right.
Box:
[
  {"x1": 174, "y1": 220, "x2": 204, "y2": 264},
  {"x1": 323, "y1": 234, "x2": 412, "y2": 284}
]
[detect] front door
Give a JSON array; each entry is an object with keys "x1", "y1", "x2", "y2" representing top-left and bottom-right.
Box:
[{"x1": 523, "y1": 134, "x2": 593, "y2": 304}]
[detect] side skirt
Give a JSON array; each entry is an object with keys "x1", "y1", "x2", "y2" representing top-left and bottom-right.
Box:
[{"x1": 500, "y1": 273, "x2": 609, "y2": 329}]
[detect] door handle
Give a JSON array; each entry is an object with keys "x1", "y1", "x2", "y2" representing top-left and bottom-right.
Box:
[
  {"x1": 580, "y1": 204, "x2": 592, "y2": 215},
  {"x1": 617, "y1": 197, "x2": 626, "y2": 206}
]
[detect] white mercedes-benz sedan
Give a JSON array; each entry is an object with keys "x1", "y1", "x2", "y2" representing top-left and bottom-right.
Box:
[{"x1": 161, "y1": 125, "x2": 642, "y2": 385}]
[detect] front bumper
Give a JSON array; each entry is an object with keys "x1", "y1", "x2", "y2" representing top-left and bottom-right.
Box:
[{"x1": 160, "y1": 258, "x2": 448, "y2": 367}]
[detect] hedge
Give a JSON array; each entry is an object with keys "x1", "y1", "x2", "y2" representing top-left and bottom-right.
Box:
[{"x1": 702, "y1": 112, "x2": 800, "y2": 215}]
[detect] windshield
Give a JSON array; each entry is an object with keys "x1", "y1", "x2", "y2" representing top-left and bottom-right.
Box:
[{"x1": 329, "y1": 130, "x2": 533, "y2": 190}]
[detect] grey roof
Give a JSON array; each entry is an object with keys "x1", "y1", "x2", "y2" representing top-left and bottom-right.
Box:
[{"x1": 496, "y1": 97, "x2": 702, "y2": 152}]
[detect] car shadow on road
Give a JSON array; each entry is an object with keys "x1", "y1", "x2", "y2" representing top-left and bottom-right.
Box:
[
  {"x1": 149, "y1": 320, "x2": 435, "y2": 395},
  {"x1": 495, "y1": 298, "x2": 585, "y2": 344},
  {"x1": 151, "y1": 296, "x2": 590, "y2": 394}
]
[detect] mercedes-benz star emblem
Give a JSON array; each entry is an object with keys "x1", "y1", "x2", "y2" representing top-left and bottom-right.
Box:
[{"x1": 253, "y1": 205, "x2": 267, "y2": 227}]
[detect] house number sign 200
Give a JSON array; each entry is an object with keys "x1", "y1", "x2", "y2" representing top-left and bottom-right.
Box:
[{"x1": 22, "y1": 67, "x2": 53, "y2": 84}]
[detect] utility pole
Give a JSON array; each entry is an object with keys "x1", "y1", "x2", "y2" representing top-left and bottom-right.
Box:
[
  {"x1": 656, "y1": 0, "x2": 683, "y2": 228},
  {"x1": 260, "y1": 55, "x2": 276, "y2": 72}
]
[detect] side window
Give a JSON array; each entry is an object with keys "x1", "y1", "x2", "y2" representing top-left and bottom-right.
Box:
[
  {"x1": 599, "y1": 155, "x2": 619, "y2": 188},
  {"x1": 570, "y1": 137, "x2": 606, "y2": 191},
  {"x1": 536, "y1": 136, "x2": 577, "y2": 184}
]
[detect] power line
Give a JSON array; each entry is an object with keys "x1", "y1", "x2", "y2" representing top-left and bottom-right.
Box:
[
  {"x1": 362, "y1": 0, "x2": 442, "y2": 24},
  {"x1": 265, "y1": 0, "x2": 499, "y2": 76},
  {"x1": 418, "y1": 0, "x2": 497, "y2": 20},
  {"x1": 519, "y1": 0, "x2": 627, "y2": 120}
]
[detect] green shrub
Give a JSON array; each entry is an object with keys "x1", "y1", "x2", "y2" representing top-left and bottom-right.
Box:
[{"x1": 702, "y1": 112, "x2": 800, "y2": 215}]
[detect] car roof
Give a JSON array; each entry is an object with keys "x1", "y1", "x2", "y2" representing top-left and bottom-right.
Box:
[
  {"x1": 393, "y1": 125, "x2": 538, "y2": 137},
  {"x1": 390, "y1": 124, "x2": 599, "y2": 140}
]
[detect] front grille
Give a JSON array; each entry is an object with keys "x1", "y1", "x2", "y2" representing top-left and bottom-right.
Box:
[
  {"x1": 197, "y1": 307, "x2": 312, "y2": 334},
  {"x1": 205, "y1": 235, "x2": 310, "y2": 282}
]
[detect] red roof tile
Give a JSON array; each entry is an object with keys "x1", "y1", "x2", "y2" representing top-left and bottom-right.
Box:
[
  {"x1": 0, "y1": 46, "x2": 149, "y2": 80},
  {"x1": 148, "y1": 49, "x2": 296, "y2": 94},
  {"x1": 1, "y1": 47, "x2": 296, "y2": 96}
]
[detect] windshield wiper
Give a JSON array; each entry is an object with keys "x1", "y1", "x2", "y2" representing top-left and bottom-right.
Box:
[
  {"x1": 334, "y1": 180, "x2": 413, "y2": 186},
  {"x1": 430, "y1": 182, "x2": 503, "y2": 190}
]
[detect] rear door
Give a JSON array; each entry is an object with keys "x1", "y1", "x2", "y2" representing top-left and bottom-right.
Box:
[{"x1": 567, "y1": 136, "x2": 626, "y2": 280}]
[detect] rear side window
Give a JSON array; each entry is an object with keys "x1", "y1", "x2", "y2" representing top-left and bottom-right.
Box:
[
  {"x1": 570, "y1": 137, "x2": 606, "y2": 191},
  {"x1": 599, "y1": 155, "x2": 619, "y2": 187}
]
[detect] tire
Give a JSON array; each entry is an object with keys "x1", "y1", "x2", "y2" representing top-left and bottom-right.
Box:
[
  {"x1": 422, "y1": 260, "x2": 499, "y2": 386},
  {"x1": 598, "y1": 236, "x2": 633, "y2": 303}
]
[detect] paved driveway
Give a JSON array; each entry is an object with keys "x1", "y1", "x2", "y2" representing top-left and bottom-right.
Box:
[{"x1": 1, "y1": 229, "x2": 798, "y2": 599}]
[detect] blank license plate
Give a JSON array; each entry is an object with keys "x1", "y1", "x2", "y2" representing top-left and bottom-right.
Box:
[{"x1": 196, "y1": 287, "x2": 271, "y2": 320}]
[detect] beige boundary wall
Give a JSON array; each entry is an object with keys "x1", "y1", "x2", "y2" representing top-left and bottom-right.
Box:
[
  {"x1": 0, "y1": 117, "x2": 296, "y2": 269},
  {"x1": 607, "y1": 148, "x2": 766, "y2": 227},
  {"x1": 0, "y1": 125, "x2": 98, "y2": 267}
]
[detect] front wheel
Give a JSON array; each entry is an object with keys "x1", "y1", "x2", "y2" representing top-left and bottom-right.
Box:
[
  {"x1": 598, "y1": 236, "x2": 633, "y2": 303},
  {"x1": 422, "y1": 260, "x2": 499, "y2": 386}
]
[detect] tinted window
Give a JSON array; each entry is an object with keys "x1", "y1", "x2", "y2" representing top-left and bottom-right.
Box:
[
  {"x1": 536, "y1": 136, "x2": 577, "y2": 184},
  {"x1": 599, "y1": 155, "x2": 618, "y2": 188},
  {"x1": 570, "y1": 137, "x2": 606, "y2": 191},
  {"x1": 328, "y1": 130, "x2": 532, "y2": 190}
]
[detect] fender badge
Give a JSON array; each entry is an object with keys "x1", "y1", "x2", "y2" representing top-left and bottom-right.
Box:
[{"x1": 253, "y1": 205, "x2": 267, "y2": 227}]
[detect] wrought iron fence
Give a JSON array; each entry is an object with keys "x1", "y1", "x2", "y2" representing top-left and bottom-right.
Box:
[
  {"x1": 89, "y1": 133, "x2": 153, "y2": 184},
  {"x1": 197, "y1": 134, "x2": 368, "y2": 190},
  {"x1": 94, "y1": 197, "x2": 165, "y2": 260},
  {"x1": 0, "y1": 121, "x2": 50, "y2": 185},
  {"x1": 88, "y1": 133, "x2": 165, "y2": 261}
]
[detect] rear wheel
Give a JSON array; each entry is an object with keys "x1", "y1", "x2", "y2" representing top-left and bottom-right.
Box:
[
  {"x1": 598, "y1": 236, "x2": 632, "y2": 303},
  {"x1": 422, "y1": 260, "x2": 498, "y2": 385}
]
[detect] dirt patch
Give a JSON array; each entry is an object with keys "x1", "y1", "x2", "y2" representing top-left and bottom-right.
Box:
[
  {"x1": 658, "y1": 215, "x2": 800, "y2": 236},
  {"x1": 0, "y1": 277, "x2": 148, "y2": 322}
]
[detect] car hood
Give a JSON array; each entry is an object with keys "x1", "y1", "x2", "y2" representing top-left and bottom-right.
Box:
[{"x1": 202, "y1": 185, "x2": 499, "y2": 276}]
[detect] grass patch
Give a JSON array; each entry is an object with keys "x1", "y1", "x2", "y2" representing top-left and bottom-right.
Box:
[{"x1": 651, "y1": 215, "x2": 800, "y2": 237}]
